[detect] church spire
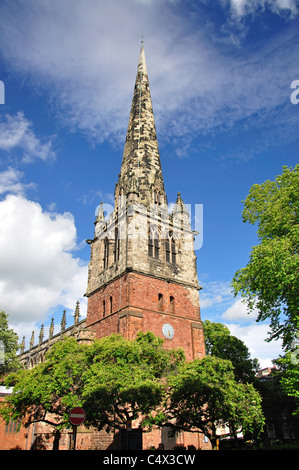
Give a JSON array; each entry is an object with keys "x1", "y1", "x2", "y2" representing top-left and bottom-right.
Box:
[
  {"x1": 116, "y1": 40, "x2": 167, "y2": 208},
  {"x1": 138, "y1": 36, "x2": 147, "y2": 76}
]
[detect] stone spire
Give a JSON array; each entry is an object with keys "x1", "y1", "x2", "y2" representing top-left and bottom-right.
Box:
[
  {"x1": 30, "y1": 331, "x2": 35, "y2": 349},
  {"x1": 61, "y1": 310, "x2": 66, "y2": 333},
  {"x1": 95, "y1": 202, "x2": 105, "y2": 222},
  {"x1": 49, "y1": 317, "x2": 55, "y2": 339},
  {"x1": 173, "y1": 192, "x2": 189, "y2": 215},
  {"x1": 39, "y1": 324, "x2": 44, "y2": 345},
  {"x1": 74, "y1": 300, "x2": 80, "y2": 326},
  {"x1": 116, "y1": 40, "x2": 167, "y2": 208},
  {"x1": 172, "y1": 191, "x2": 191, "y2": 231},
  {"x1": 20, "y1": 336, "x2": 25, "y2": 354}
]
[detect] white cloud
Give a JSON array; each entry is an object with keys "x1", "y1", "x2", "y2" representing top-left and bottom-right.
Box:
[
  {"x1": 0, "y1": 195, "x2": 88, "y2": 332},
  {"x1": 199, "y1": 281, "x2": 232, "y2": 309},
  {"x1": 225, "y1": 0, "x2": 298, "y2": 17},
  {"x1": 0, "y1": 167, "x2": 36, "y2": 196},
  {"x1": 221, "y1": 298, "x2": 283, "y2": 366},
  {"x1": 222, "y1": 297, "x2": 258, "y2": 322},
  {"x1": 0, "y1": 112, "x2": 56, "y2": 162},
  {"x1": 0, "y1": 0, "x2": 298, "y2": 153},
  {"x1": 201, "y1": 292, "x2": 283, "y2": 366},
  {"x1": 226, "y1": 322, "x2": 283, "y2": 366}
]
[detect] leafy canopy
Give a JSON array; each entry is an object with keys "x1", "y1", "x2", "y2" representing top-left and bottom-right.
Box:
[
  {"x1": 3, "y1": 337, "x2": 88, "y2": 429},
  {"x1": 203, "y1": 320, "x2": 259, "y2": 383},
  {"x1": 1, "y1": 332, "x2": 184, "y2": 432},
  {"x1": 231, "y1": 165, "x2": 299, "y2": 349},
  {"x1": 275, "y1": 348, "x2": 299, "y2": 417},
  {"x1": 0, "y1": 311, "x2": 22, "y2": 381},
  {"x1": 165, "y1": 356, "x2": 265, "y2": 449},
  {"x1": 81, "y1": 332, "x2": 184, "y2": 431}
]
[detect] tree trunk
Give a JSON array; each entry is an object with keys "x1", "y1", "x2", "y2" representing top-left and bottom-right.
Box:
[
  {"x1": 210, "y1": 437, "x2": 218, "y2": 450},
  {"x1": 52, "y1": 429, "x2": 61, "y2": 450}
]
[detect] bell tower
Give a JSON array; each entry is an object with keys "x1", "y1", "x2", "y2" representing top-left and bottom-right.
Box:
[{"x1": 85, "y1": 42, "x2": 205, "y2": 361}]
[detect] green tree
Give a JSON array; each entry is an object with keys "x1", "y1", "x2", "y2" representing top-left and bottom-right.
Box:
[
  {"x1": 1, "y1": 337, "x2": 88, "y2": 447},
  {"x1": 231, "y1": 165, "x2": 299, "y2": 350},
  {"x1": 203, "y1": 320, "x2": 259, "y2": 383},
  {"x1": 203, "y1": 320, "x2": 231, "y2": 355},
  {"x1": 165, "y1": 356, "x2": 265, "y2": 449},
  {"x1": 81, "y1": 332, "x2": 184, "y2": 432},
  {"x1": 0, "y1": 311, "x2": 22, "y2": 381},
  {"x1": 0, "y1": 332, "x2": 184, "y2": 448},
  {"x1": 275, "y1": 346, "x2": 299, "y2": 417}
]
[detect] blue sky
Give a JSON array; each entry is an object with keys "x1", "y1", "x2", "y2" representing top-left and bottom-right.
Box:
[{"x1": 0, "y1": 0, "x2": 298, "y2": 367}]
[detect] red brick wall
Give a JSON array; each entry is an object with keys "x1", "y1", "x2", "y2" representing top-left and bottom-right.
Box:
[
  {"x1": 0, "y1": 269, "x2": 207, "y2": 450},
  {"x1": 86, "y1": 271, "x2": 205, "y2": 361},
  {"x1": 0, "y1": 396, "x2": 32, "y2": 450}
]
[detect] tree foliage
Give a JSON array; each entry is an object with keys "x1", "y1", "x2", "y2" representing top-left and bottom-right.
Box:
[
  {"x1": 231, "y1": 165, "x2": 299, "y2": 349},
  {"x1": 81, "y1": 332, "x2": 184, "y2": 431},
  {"x1": 2, "y1": 337, "x2": 88, "y2": 429},
  {"x1": 275, "y1": 345, "x2": 299, "y2": 417},
  {"x1": 1, "y1": 332, "x2": 184, "y2": 434},
  {"x1": 203, "y1": 320, "x2": 259, "y2": 383},
  {"x1": 164, "y1": 356, "x2": 265, "y2": 449},
  {"x1": 0, "y1": 311, "x2": 22, "y2": 380},
  {"x1": 1, "y1": 332, "x2": 265, "y2": 449}
]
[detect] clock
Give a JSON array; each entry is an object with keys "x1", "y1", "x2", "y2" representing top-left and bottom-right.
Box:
[{"x1": 162, "y1": 323, "x2": 174, "y2": 340}]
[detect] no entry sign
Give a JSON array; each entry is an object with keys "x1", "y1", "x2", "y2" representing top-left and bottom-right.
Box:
[{"x1": 69, "y1": 407, "x2": 86, "y2": 426}]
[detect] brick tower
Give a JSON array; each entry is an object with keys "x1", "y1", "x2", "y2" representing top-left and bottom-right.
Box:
[{"x1": 85, "y1": 42, "x2": 205, "y2": 361}]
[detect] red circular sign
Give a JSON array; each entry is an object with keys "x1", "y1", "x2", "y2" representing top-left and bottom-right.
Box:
[{"x1": 69, "y1": 407, "x2": 86, "y2": 426}]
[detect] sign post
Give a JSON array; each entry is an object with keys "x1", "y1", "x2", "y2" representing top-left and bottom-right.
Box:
[
  {"x1": 71, "y1": 425, "x2": 77, "y2": 451},
  {"x1": 68, "y1": 407, "x2": 86, "y2": 450}
]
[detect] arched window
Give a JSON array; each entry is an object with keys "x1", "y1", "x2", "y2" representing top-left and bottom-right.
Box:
[
  {"x1": 171, "y1": 238, "x2": 176, "y2": 265},
  {"x1": 154, "y1": 238, "x2": 160, "y2": 259},
  {"x1": 148, "y1": 227, "x2": 159, "y2": 259},
  {"x1": 103, "y1": 237, "x2": 109, "y2": 269},
  {"x1": 114, "y1": 227, "x2": 120, "y2": 262},
  {"x1": 154, "y1": 190, "x2": 162, "y2": 205},
  {"x1": 148, "y1": 233, "x2": 154, "y2": 257},
  {"x1": 165, "y1": 234, "x2": 176, "y2": 264},
  {"x1": 158, "y1": 293, "x2": 163, "y2": 311},
  {"x1": 165, "y1": 239, "x2": 170, "y2": 263}
]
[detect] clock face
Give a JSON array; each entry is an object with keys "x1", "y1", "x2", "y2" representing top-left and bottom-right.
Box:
[{"x1": 162, "y1": 323, "x2": 174, "y2": 340}]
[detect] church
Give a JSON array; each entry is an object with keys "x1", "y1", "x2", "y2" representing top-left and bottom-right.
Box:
[
  {"x1": 85, "y1": 41, "x2": 205, "y2": 362},
  {"x1": 2, "y1": 43, "x2": 209, "y2": 450}
]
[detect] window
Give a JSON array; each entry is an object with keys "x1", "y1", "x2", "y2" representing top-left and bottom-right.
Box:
[
  {"x1": 158, "y1": 293, "x2": 163, "y2": 311},
  {"x1": 148, "y1": 228, "x2": 159, "y2": 260},
  {"x1": 165, "y1": 235, "x2": 176, "y2": 264},
  {"x1": 282, "y1": 422, "x2": 290, "y2": 439},
  {"x1": 267, "y1": 423, "x2": 276, "y2": 439},
  {"x1": 171, "y1": 239, "x2": 176, "y2": 264},
  {"x1": 110, "y1": 296, "x2": 113, "y2": 314},
  {"x1": 5, "y1": 419, "x2": 20, "y2": 433},
  {"x1": 154, "y1": 190, "x2": 163, "y2": 205},
  {"x1": 165, "y1": 239, "x2": 170, "y2": 263},
  {"x1": 148, "y1": 234, "x2": 154, "y2": 257},
  {"x1": 103, "y1": 300, "x2": 106, "y2": 317},
  {"x1": 154, "y1": 190, "x2": 164, "y2": 206},
  {"x1": 154, "y1": 238, "x2": 160, "y2": 259},
  {"x1": 103, "y1": 237, "x2": 109, "y2": 269},
  {"x1": 114, "y1": 227, "x2": 120, "y2": 262},
  {"x1": 170, "y1": 296, "x2": 174, "y2": 313}
]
